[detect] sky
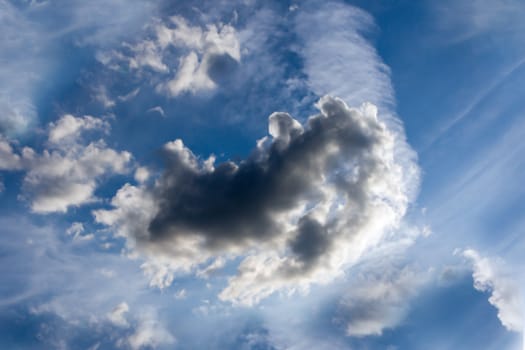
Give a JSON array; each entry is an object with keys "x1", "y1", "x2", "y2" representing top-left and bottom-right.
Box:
[{"x1": 0, "y1": 0, "x2": 524, "y2": 349}]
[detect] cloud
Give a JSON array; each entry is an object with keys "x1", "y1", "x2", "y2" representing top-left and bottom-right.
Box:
[
  {"x1": 463, "y1": 249, "x2": 524, "y2": 332},
  {"x1": 0, "y1": 136, "x2": 23, "y2": 170},
  {"x1": 159, "y1": 16, "x2": 241, "y2": 96},
  {"x1": 336, "y1": 265, "x2": 428, "y2": 337},
  {"x1": 126, "y1": 311, "x2": 176, "y2": 350},
  {"x1": 102, "y1": 14, "x2": 241, "y2": 97},
  {"x1": 295, "y1": 1, "x2": 394, "y2": 111},
  {"x1": 432, "y1": 0, "x2": 525, "y2": 43},
  {"x1": 92, "y1": 85, "x2": 116, "y2": 109},
  {"x1": 0, "y1": 0, "x2": 41, "y2": 136},
  {"x1": 65, "y1": 222, "x2": 94, "y2": 242},
  {"x1": 2, "y1": 114, "x2": 131, "y2": 213},
  {"x1": 147, "y1": 106, "x2": 165, "y2": 117},
  {"x1": 173, "y1": 289, "x2": 187, "y2": 300},
  {"x1": 0, "y1": 0, "x2": 154, "y2": 136},
  {"x1": 48, "y1": 114, "x2": 109, "y2": 144},
  {"x1": 134, "y1": 166, "x2": 150, "y2": 184},
  {"x1": 95, "y1": 95, "x2": 419, "y2": 305},
  {"x1": 107, "y1": 301, "x2": 130, "y2": 327}
]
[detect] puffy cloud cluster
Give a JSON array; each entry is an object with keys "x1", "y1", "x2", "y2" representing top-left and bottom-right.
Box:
[
  {"x1": 95, "y1": 95, "x2": 419, "y2": 305},
  {"x1": 0, "y1": 114, "x2": 131, "y2": 213},
  {"x1": 463, "y1": 249, "x2": 524, "y2": 332},
  {"x1": 100, "y1": 15, "x2": 241, "y2": 97}
]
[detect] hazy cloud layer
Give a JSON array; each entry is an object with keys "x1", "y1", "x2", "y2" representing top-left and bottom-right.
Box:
[
  {"x1": 295, "y1": 1, "x2": 394, "y2": 111},
  {"x1": 336, "y1": 265, "x2": 428, "y2": 337}
]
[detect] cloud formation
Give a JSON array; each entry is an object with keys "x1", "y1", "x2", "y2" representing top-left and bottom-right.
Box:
[
  {"x1": 125, "y1": 310, "x2": 176, "y2": 350},
  {"x1": 100, "y1": 14, "x2": 241, "y2": 97},
  {"x1": 95, "y1": 95, "x2": 419, "y2": 305},
  {"x1": 108, "y1": 302, "x2": 130, "y2": 327},
  {"x1": 1, "y1": 114, "x2": 131, "y2": 213},
  {"x1": 295, "y1": 1, "x2": 394, "y2": 111},
  {"x1": 336, "y1": 266, "x2": 428, "y2": 337},
  {"x1": 463, "y1": 249, "x2": 524, "y2": 332}
]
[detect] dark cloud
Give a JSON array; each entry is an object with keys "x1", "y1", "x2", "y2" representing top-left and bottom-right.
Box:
[
  {"x1": 289, "y1": 216, "x2": 331, "y2": 267},
  {"x1": 96, "y1": 95, "x2": 418, "y2": 302},
  {"x1": 148, "y1": 96, "x2": 380, "y2": 253},
  {"x1": 205, "y1": 52, "x2": 240, "y2": 85}
]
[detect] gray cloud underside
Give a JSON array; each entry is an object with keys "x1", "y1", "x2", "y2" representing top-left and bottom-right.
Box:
[
  {"x1": 150, "y1": 96, "x2": 377, "y2": 253},
  {"x1": 96, "y1": 95, "x2": 418, "y2": 304}
]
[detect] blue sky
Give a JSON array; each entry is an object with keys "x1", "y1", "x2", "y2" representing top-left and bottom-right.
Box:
[{"x1": 0, "y1": 0, "x2": 524, "y2": 349}]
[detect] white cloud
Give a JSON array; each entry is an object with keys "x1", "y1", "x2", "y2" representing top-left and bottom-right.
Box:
[
  {"x1": 0, "y1": 0, "x2": 42, "y2": 136},
  {"x1": 126, "y1": 311, "x2": 175, "y2": 350},
  {"x1": 118, "y1": 87, "x2": 140, "y2": 102},
  {"x1": 161, "y1": 15, "x2": 241, "y2": 61},
  {"x1": 147, "y1": 106, "x2": 165, "y2": 117},
  {"x1": 0, "y1": 114, "x2": 131, "y2": 213},
  {"x1": 107, "y1": 301, "x2": 130, "y2": 327},
  {"x1": 0, "y1": 0, "x2": 154, "y2": 136},
  {"x1": 134, "y1": 166, "x2": 150, "y2": 183},
  {"x1": 92, "y1": 85, "x2": 115, "y2": 109},
  {"x1": 463, "y1": 249, "x2": 524, "y2": 332},
  {"x1": 66, "y1": 222, "x2": 84, "y2": 237},
  {"x1": 48, "y1": 114, "x2": 109, "y2": 144},
  {"x1": 336, "y1": 266, "x2": 428, "y2": 337},
  {"x1": 66, "y1": 221, "x2": 94, "y2": 242},
  {"x1": 23, "y1": 140, "x2": 131, "y2": 213},
  {"x1": 174, "y1": 289, "x2": 187, "y2": 300},
  {"x1": 127, "y1": 39, "x2": 168, "y2": 73},
  {"x1": 295, "y1": 1, "x2": 394, "y2": 111},
  {"x1": 433, "y1": 0, "x2": 525, "y2": 43},
  {"x1": 196, "y1": 257, "x2": 226, "y2": 279},
  {"x1": 0, "y1": 136, "x2": 23, "y2": 170},
  {"x1": 159, "y1": 16, "x2": 241, "y2": 96},
  {"x1": 163, "y1": 51, "x2": 215, "y2": 96},
  {"x1": 101, "y1": 14, "x2": 241, "y2": 97}
]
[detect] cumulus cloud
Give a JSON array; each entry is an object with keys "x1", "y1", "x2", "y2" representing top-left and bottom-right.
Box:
[
  {"x1": 1, "y1": 114, "x2": 131, "y2": 213},
  {"x1": 134, "y1": 166, "x2": 150, "y2": 183},
  {"x1": 463, "y1": 249, "x2": 524, "y2": 332},
  {"x1": 95, "y1": 95, "x2": 419, "y2": 305},
  {"x1": 0, "y1": 136, "x2": 23, "y2": 170},
  {"x1": 101, "y1": 14, "x2": 241, "y2": 97},
  {"x1": 48, "y1": 114, "x2": 109, "y2": 144}
]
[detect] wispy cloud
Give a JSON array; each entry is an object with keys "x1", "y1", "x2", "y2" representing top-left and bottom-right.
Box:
[{"x1": 295, "y1": 1, "x2": 394, "y2": 111}]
